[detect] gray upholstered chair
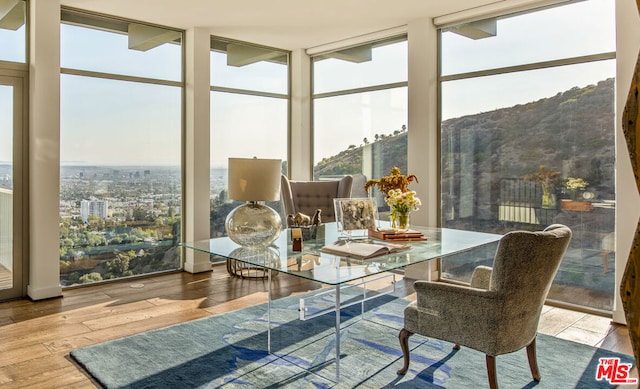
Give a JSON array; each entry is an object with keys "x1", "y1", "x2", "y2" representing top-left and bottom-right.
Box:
[
  {"x1": 398, "y1": 224, "x2": 572, "y2": 389},
  {"x1": 280, "y1": 175, "x2": 353, "y2": 227}
]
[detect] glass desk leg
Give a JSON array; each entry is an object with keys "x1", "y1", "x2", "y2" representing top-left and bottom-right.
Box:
[
  {"x1": 335, "y1": 283, "x2": 341, "y2": 381},
  {"x1": 265, "y1": 270, "x2": 342, "y2": 382},
  {"x1": 267, "y1": 268, "x2": 272, "y2": 353}
]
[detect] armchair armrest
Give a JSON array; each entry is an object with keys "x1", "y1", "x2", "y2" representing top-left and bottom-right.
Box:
[
  {"x1": 413, "y1": 280, "x2": 498, "y2": 309},
  {"x1": 413, "y1": 281, "x2": 499, "y2": 326},
  {"x1": 470, "y1": 265, "x2": 492, "y2": 290}
]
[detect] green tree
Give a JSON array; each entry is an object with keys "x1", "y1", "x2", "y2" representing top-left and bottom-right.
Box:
[
  {"x1": 106, "y1": 251, "x2": 135, "y2": 277},
  {"x1": 79, "y1": 272, "x2": 103, "y2": 284},
  {"x1": 133, "y1": 206, "x2": 147, "y2": 221}
]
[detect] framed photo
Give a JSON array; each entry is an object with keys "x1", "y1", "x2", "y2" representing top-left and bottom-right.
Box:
[{"x1": 334, "y1": 197, "x2": 378, "y2": 233}]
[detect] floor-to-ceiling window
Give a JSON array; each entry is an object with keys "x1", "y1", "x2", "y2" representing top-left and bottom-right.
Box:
[
  {"x1": 439, "y1": 0, "x2": 616, "y2": 311},
  {"x1": 0, "y1": 0, "x2": 25, "y2": 63},
  {"x1": 0, "y1": 0, "x2": 26, "y2": 299},
  {"x1": 209, "y1": 37, "x2": 289, "y2": 238},
  {"x1": 312, "y1": 36, "x2": 408, "y2": 208},
  {"x1": 59, "y1": 10, "x2": 183, "y2": 286}
]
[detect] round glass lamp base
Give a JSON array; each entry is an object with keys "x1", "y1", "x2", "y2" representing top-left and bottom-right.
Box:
[{"x1": 225, "y1": 203, "x2": 282, "y2": 248}]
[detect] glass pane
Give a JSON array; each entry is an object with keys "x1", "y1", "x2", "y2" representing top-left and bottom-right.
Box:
[
  {"x1": 60, "y1": 75, "x2": 182, "y2": 286},
  {"x1": 210, "y1": 37, "x2": 288, "y2": 94},
  {"x1": 440, "y1": 63, "x2": 616, "y2": 311},
  {"x1": 0, "y1": 0, "x2": 26, "y2": 63},
  {"x1": 313, "y1": 38, "x2": 407, "y2": 94},
  {"x1": 441, "y1": 0, "x2": 615, "y2": 76},
  {"x1": 313, "y1": 87, "x2": 408, "y2": 206},
  {"x1": 61, "y1": 22, "x2": 182, "y2": 81},
  {"x1": 312, "y1": 37, "x2": 408, "y2": 222},
  {"x1": 442, "y1": 60, "x2": 615, "y2": 120},
  {"x1": 0, "y1": 85, "x2": 13, "y2": 289},
  {"x1": 0, "y1": 86, "x2": 11, "y2": 178},
  {"x1": 210, "y1": 92, "x2": 288, "y2": 238}
]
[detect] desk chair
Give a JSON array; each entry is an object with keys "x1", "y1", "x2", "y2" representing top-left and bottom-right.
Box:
[
  {"x1": 280, "y1": 175, "x2": 353, "y2": 227},
  {"x1": 398, "y1": 224, "x2": 572, "y2": 389}
]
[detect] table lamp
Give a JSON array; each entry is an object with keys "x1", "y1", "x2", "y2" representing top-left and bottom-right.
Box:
[{"x1": 225, "y1": 157, "x2": 283, "y2": 247}]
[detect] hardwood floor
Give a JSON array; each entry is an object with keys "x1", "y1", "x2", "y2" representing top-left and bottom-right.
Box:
[{"x1": 0, "y1": 264, "x2": 635, "y2": 388}]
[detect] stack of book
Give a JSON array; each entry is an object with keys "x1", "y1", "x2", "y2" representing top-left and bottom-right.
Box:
[{"x1": 368, "y1": 228, "x2": 427, "y2": 241}]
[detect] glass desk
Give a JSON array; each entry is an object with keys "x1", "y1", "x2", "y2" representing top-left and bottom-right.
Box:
[{"x1": 181, "y1": 223, "x2": 501, "y2": 381}]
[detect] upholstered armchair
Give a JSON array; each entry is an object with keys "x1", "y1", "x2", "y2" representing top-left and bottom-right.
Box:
[
  {"x1": 398, "y1": 224, "x2": 572, "y2": 389},
  {"x1": 280, "y1": 175, "x2": 353, "y2": 227}
]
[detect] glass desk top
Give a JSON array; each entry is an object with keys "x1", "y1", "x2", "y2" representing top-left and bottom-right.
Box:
[{"x1": 181, "y1": 223, "x2": 502, "y2": 286}]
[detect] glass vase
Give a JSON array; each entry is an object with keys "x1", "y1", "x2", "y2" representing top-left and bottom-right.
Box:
[{"x1": 390, "y1": 208, "x2": 410, "y2": 232}]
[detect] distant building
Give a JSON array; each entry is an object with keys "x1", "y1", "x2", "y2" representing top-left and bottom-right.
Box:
[{"x1": 80, "y1": 199, "x2": 108, "y2": 223}]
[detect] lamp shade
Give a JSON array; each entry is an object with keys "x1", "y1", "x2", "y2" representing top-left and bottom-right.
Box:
[{"x1": 227, "y1": 158, "x2": 282, "y2": 202}]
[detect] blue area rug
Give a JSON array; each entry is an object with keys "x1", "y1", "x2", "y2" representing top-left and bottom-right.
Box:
[{"x1": 71, "y1": 291, "x2": 634, "y2": 388}]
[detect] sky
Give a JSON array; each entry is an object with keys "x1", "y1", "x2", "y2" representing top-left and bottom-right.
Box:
[
  {"x1": 312, "y1": 0, "x2": 615, "y2": 163},
  {"x1": 0, "y1": 24, "x2": 24, "y2": 164},
  {"x1": 0, "y1": 0, "x2": 616, "y2": 168},
  {"x1": 0, "y1": 85, "x2": 11, "y2": 163},
  {"x1": 440, "y1": 0, "x2": 615, "y2": 120}
]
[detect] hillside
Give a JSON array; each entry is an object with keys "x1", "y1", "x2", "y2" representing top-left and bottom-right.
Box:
[
  {"x1": 315, "y1": 78, "x2": 615, "y2": 193},
  {"x1": 313, "y1": 131, "x2": 407, "y2": 178},
  {"x1": 443, "y1": 78, "x2": 615, "y2": 187}
]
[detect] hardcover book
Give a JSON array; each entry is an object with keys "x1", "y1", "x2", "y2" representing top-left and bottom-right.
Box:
[
  {"x1": 367, "y1": 228, "x2": 426, "y2": 241},
  {"x1": 320, "y1": 240, "x2": 410, "y2": 259}
]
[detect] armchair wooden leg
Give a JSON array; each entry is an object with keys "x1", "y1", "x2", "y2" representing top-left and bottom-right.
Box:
[
  {"x1": 526, "y1": 337, "x2": 541, "y2": 381},
  {"x1": 397, "y1": 328, "x2": 414, "y2": 375},
  {"x1": 486, "y1": 355, "x2": 498, "y2": 389}
]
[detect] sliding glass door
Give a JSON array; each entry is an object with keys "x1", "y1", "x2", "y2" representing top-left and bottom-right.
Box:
[{"x1": 0, "y1": 74, "x2": 26, "y2": 300}]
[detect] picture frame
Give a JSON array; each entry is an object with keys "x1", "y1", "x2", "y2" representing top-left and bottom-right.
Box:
[{"x1": 333, "y1": 197, "x2": 378, "y2": 235}]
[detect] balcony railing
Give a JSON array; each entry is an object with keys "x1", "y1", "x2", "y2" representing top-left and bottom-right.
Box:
[
  {"x1": 0, "y1": 188, "x2": 12, "y2": 272},
  {"x1": 499, "y1": 178, "x2": 556, "y2": 226}
]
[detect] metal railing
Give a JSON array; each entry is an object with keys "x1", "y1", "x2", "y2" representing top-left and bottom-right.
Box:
[
  {"x1": 499, "y1": 178, "x2": 557, "y2": 226},
  {"x1": 0, "y1": 188, "x2": 12, "y2": 271}
]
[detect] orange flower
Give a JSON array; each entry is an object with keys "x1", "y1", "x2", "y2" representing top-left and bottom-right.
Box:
[
  {"x1": 524, "y1": 166, "x2": 560, "y2": 189},
  {"x1": 364, "y1": 167, "x2": 419, "y2": 196}
]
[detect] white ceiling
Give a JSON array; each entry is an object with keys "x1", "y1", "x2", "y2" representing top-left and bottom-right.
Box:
[{"x1": 59, "y1": 0, "x2": 496, "y2": 50}]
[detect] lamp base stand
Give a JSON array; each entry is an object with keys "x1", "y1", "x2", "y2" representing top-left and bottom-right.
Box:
[{"x1": 225, "y1": 202, "x2": 282, "y2": 248}]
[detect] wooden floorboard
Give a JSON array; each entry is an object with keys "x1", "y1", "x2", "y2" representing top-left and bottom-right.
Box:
[
  {"x1": 0, "y1": 264, "x2": 635, "y2": 388},
  {"x1": 0, "y1": 265, "x2": 12, "y2": 290}
]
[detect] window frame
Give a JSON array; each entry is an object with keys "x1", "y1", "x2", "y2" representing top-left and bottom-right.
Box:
[
  {"x1": 209, "y1": 35, "x2": 291, "y2": 238},
  {"x1": 436, "y1": 0, "x2": 617, "y2": 313},
  {"x1": 310, "y1": 34, "x2": 409, "y2": 183},
  {"x1": 59, "y1": 8, "x2": 186, "y2": 287}
]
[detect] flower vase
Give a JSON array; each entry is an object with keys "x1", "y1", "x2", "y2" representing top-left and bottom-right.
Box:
[
  {"x1": 390, "y1": 209, "x2": 410, "y2": 232},
  {"x1": 541, "y1": 192, "x2": 551, "y2": 208},
  {"x1": 541, "y1": 187, "x2": 555, "y2": 209}
]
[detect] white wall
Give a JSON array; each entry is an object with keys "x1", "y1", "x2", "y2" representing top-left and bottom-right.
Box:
[
  {"x1": 407, "y1": 18, "x2": 439, "y2": 229},
  {"x1": 613, "y1": 0, "x2": 640, "y2": 324},
  {"x1": 183, "y1": 27, "x2": 212, "y2": 274},
  {"x1": 289, "y1": 49, "x2": 312, "y2": 180},
  {"x1": 28, "y1": 0, "x2": 62, "y2": 300}
]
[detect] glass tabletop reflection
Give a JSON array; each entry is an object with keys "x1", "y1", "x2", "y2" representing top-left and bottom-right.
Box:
[{"x1": 181, "y1": 222, "x2": 502, "y2": 286}]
